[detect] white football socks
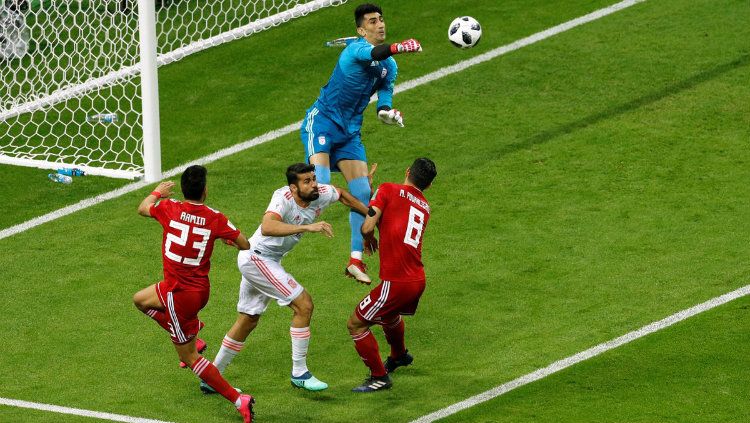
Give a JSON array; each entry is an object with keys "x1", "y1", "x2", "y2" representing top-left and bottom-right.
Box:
[
  {"x1": 290, "y1": 326, "x2": 311, "y2": 377},
  {"x1": 214, "y1": 335, "x2": 244, "y2": 373}
]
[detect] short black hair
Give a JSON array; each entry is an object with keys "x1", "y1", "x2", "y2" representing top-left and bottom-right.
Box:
[
  {"x1": 355, "y1": 3, "x2": 382, "y2": 28},
  {"x1": 408, "y1": 158, "x2": 437, "y2": 190},
  {"x1": 286, "y1": 163, "x2": 316, "y2": 185},
  {"x1": 181, "y1": 165, "x2": 207, "y2": 200}
]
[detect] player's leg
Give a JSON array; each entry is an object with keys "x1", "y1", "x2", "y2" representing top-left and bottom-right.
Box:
[
  {"x1": 207, "y1": 273, "x2": 270, "y2": 393},
  {"x1": 132, "y1": 283, "x2": 172, "y2": 332},
  {"x1": 309, "y1": 153, "x2": 332, "y2": 184},
  {"x1": 288, "y1": 290, "x2": 328, "y2": 391},
  {"x1": 347, "y1": 312, "x2": 392, "y2": 392},
  {"x1": 382, "y1": 281, "x2": 424, "y2": 373},
  {"x1": 382, "y1": 315, "x2": 413, "y2": 373},
  {"x1": 175, "y1": 339, "x2": 255, "y2": 422},
  {"x1": 212, "y1": 312, "x2": 259, "y2": 375},
  {"x1": 300, "y1": 106, "x2": 333, "y2": 184},
  {"x1": 338, "y1": 158, "x2": 372, "y2": 284},
  {"x1": 236, "y1": 252, "x2": 325, "y2": 390},
  {"x1": 348, "y1": 282, "x2": 393, "y2": 392}
]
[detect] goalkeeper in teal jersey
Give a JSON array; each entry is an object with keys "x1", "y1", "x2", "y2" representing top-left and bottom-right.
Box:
[{"x1": 300, "y1": 3, "x2": 421, "y2": 284}]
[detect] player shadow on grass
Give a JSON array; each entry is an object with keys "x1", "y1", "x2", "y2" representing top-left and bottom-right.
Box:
[{"x1": 499, "y1": 53, "x2": 750, "y2": 158}]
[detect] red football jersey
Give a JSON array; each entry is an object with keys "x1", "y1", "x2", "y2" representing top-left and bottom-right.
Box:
[
  {"x1": 150, "y1": 199, "x2": 240, "y2": 291},
  {"x1": 370, "y1": 183, "x2": 431, "y2": 282}
]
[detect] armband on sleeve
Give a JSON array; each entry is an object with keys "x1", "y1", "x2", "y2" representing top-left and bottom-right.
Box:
[
  {"x1": 368, "y1": 206, "x2": 377, "y2": 217},
  {"x1": 371, "y1": 44, "x2": 393, "y2": 61}
]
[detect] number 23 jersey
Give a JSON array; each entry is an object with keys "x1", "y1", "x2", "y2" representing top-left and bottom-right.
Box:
[
  {"x1": 370, "y1": 183, "x2": 431, "y2": 283},
  {"x1": 150, "y1": 199, "x2": 240, "y2": 291}
]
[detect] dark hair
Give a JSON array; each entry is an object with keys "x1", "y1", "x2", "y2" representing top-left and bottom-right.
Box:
[
  {"x1": 355, "y1": 3, "x2": 382, "y2": 28},
  {"x1": 181, "y1": 165, "x2": 207, "y2": 200},
  {"x1": 286, "y1": 163, "x2": 316, "y2": 185},
  {"x1": 408, "y1": 158, "x2": 437, "y2": 190}
]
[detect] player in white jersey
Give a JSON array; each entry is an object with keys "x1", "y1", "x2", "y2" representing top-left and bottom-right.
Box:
[{"x1": 203, "y1": 163, "x2": 369, "y2": 392}]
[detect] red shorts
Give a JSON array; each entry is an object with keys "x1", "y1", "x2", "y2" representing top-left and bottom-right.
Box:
[
  {"x1": 355, "y1": 280, "x2": 426, "y2": 324},
  {"x1": 156, "y1": 281, "x2": 209, "y2": 345}
]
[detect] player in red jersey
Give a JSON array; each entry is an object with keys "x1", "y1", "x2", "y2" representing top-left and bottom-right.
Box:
[
  {"x1": 132, "y1": 165, "x2": 256, "y2": 422},
  {"x1": 347, "y1": 157, "x2": 437, "y2": 392}
]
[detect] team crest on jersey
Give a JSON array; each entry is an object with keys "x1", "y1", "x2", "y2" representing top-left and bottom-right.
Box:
[
  {"x1": 288, "y1": 278, "x2": 298, "y2": 289},
  {"x1": 318, "y1": 135, "x2": 326, "y2": 145},
  {"x1": 381, "y1": 68, "x2": 387, "y2": 78}
]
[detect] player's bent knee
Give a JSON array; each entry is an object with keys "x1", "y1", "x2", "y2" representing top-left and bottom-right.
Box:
[
  {"x1": 235, "y1": 313, "x2": 260, "y2": 334},
  {"x1": 347, "y1": 314, "x2": 368, "y2": 334},
  {"x1": 297, "y1": 301, "x2": 314, "y2": 319}
]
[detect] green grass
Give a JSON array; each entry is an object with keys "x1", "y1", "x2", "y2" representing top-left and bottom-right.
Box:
[
  {"x1": 440, "y1": 296, "x2": 750, "y2": 423},
  {"x1": 1, "y1": 0, "x2": 749, "y2": 422}
]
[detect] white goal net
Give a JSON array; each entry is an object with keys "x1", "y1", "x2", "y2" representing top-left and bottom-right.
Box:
[{"x1": 0, "y1": 0, "x2": 346, "y2": 179}]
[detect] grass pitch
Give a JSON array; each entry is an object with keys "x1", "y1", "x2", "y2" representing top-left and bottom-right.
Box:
[{"x1": 1, "y1": 0, "x2": 749, "y2": 422}]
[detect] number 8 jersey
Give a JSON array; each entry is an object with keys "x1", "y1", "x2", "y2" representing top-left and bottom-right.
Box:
[
  {"x1": 370, "y1": 183, "x2": 431, "y2": 283},
  {"x1": 150, "y1": 199, "x2": 241, "y2": 291}
]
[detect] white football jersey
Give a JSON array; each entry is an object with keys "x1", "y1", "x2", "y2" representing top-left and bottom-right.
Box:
[{"x1": 248, "y1": 184, "x2": 340, "y2": 261}]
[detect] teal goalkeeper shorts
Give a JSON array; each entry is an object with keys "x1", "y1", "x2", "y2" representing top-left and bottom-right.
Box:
[{"x1": 300, "y1": 106, "x2": 367, "y2": 172}]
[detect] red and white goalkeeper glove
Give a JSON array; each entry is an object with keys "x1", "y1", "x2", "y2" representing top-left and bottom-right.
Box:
[
  {"x1": 378, "y1": 108, "x2": 404, "y2": 127},
  {"x1": 390, "y1": 38, "x2": 422, "y2": 54}
]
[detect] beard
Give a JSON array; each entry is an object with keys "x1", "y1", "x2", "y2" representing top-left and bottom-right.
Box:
[{"x1": 299, "y1": 190, "x2": 319, "y2": 202}]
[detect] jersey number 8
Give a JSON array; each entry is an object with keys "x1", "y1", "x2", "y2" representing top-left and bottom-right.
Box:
[{"x1": 403, "y1": 206, "x2": 425, "y2": 248}]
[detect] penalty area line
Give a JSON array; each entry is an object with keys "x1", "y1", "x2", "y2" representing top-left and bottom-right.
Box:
[
  {"x1": 0, "y1": 0, "x2": 646, "y2": 241},
  {"x1": 0, "y1": 397, "x2": 175, "y2": 423},
  {"x1": 409, "y1": 284, "x2": 750, "y2": 423}
]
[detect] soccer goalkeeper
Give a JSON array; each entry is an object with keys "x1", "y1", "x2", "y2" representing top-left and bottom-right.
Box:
[{"x1": 300, "y1": 3, "x2": 421, "y2": 284}]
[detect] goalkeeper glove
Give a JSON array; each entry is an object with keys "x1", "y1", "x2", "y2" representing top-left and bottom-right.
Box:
[
  {"x1": 390, "y1": 38, "x2": 422, "y2": 54},
  {"x1": 378, "y1": 108, "x2": 404, "y2": 127}
]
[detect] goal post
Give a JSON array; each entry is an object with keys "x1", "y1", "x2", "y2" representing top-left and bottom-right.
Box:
[
  {"x1": 0, "y1": 0, "x2": 348, "y2": 181},
  {"x1": 138, "y1": 0, "x2": 160, "y2": 182}
]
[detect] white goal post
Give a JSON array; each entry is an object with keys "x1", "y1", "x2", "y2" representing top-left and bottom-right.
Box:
[{"x1": 0, "y1": 0, "x2": 347, "y2": 181}]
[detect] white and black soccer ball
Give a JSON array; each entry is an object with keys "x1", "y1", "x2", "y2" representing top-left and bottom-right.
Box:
[{"x1": 448, "y1": 16, "x2": 482, "y2": 49}]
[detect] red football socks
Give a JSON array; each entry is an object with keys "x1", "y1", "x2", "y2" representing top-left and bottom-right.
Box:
[
  {"x1": 383, "y1": 317, "x2": 406, "y2": 359},
  {"x1": 191, "y1": 357, "x2": 240, "y2": 403},
  {"x1": 351, "y1": 330, "x2": 387, "y2": 377}
]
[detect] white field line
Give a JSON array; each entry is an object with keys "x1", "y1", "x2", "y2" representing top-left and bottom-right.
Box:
[
  {"x1": 0, "y1": 0, "x2": 645, "y2": 242},
  {"x1": 0, "y1": 397, "x2": 175, "y2": 423},
  {"x1": 410, "y1": 284, "x2": 750, "y2": 423}
]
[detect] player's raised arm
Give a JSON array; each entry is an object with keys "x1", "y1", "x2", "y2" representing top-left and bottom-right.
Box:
[
  {"x1": 369, "y1": 38, "x2": 422, "y2": 61},
  {"x1": 137, "y1": 181, "x2": 174, "y2": 217}
]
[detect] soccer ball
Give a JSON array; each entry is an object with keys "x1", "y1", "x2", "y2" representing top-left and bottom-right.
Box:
[{"x1": 448, "y1": 16, "x2": 482, "y2": 49}]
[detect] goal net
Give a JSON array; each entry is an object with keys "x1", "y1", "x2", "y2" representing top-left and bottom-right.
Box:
[{"x1": 0, "y1": 0, "x2": 346, "y2": 179}]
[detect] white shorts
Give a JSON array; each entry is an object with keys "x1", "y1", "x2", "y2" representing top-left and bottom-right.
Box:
[{"x1": 236, "y1": 250, "x2": 304, "y2": 315}]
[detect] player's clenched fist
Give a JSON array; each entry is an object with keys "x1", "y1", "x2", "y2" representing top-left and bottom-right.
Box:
[
  {"x1": 378, "y1": 108, "x2": 404, "y2": 127},
  {"x1": 390, "y1": 38, "x2": 422, "y2": 54}
]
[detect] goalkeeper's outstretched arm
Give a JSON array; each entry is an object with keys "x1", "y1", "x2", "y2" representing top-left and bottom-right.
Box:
[{"x1": 370, "y1": 38, "x2": 422, "y2": 61}]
